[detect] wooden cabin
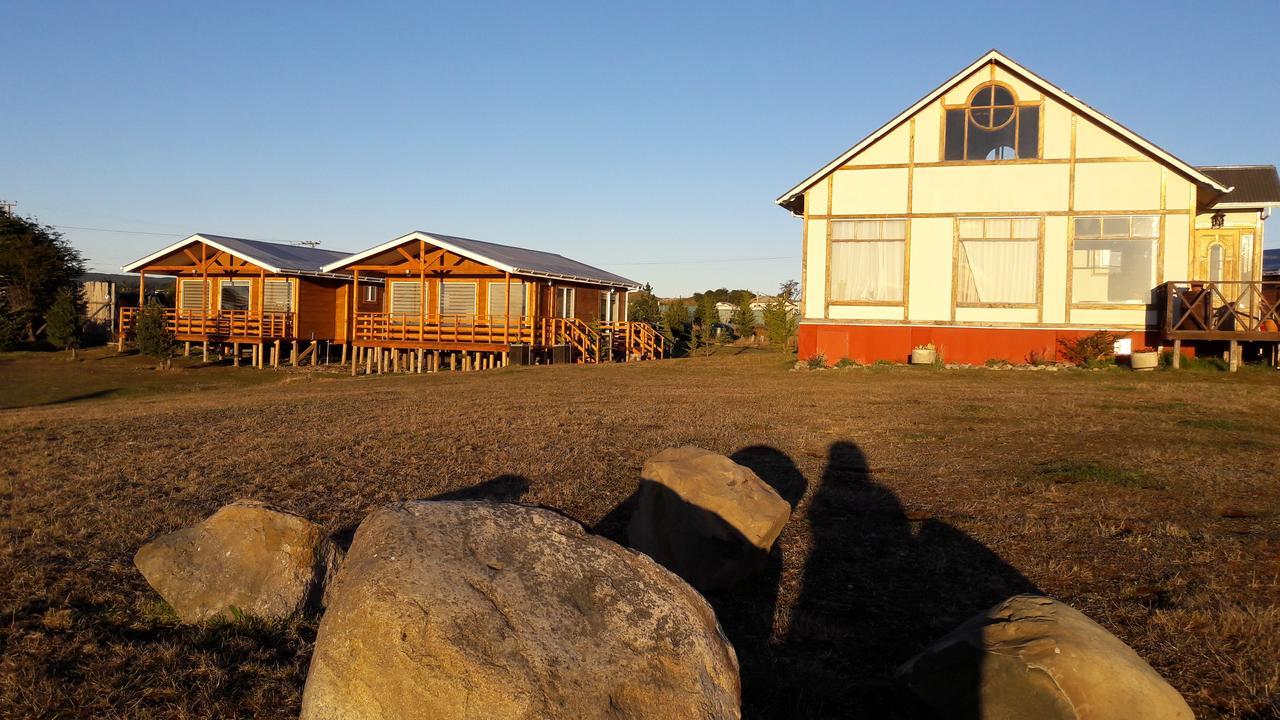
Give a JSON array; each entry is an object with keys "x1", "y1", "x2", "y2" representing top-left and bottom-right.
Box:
[
  {"x1": 119, "y1": 234, "x2": 371, "y2": 366},
  {"x1": 776, "y1": 49, "x2": 1280, "y2": 369},
  {"x1": 321, "y1": 230, "x2": 664, "y2": 373}
]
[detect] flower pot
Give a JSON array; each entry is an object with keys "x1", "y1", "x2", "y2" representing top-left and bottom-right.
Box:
[
  {"x1": 910, "y1": 348, "x2": 936, "y2": 365},
  {"x1": 1130, "y1": 351, "x2": 1158, "y2": 371}
]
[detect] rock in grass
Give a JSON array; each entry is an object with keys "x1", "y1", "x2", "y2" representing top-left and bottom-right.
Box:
[
  {"x1": 628, "y1": 446, "x2": 791, "y2": 591},
  {"x1": 134, "y1": 499, "x2": 341, "y2": 623},
  {"x1": 301, "y1": 501, "x2": 740, "y2": 720},
  {"x1": 897, "y1": 594, "x2": 1194, "y2": 720}
]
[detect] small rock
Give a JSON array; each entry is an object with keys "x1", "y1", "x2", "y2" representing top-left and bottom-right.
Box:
[
  {"x1": 134, "y1": 499, "x2": 341, "y2": 623},
  {"x1": 628, "y1": 446, "x2": 791, "y2": 591},
  {"x1": 897, "y1": 594, "x2": 1193, "y2": 719}
]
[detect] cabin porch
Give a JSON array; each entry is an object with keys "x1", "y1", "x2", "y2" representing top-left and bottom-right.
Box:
[{"x1": 1157, "y1": 280, "x2": 1280, "y2": 370}]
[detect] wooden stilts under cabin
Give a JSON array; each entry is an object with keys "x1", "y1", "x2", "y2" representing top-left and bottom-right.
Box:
[
  {"x1": 233, "y1": 342, "x2": 241, "y2": 367},
  {"x1": 184, "y1": 341, "x2": 191, "y2": 357}
]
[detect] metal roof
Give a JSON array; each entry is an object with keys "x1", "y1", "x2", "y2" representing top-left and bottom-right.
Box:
[
  {"x1": 1199, "y1": 166, "x2": 1280, "y2": 208},
  {"x1": 324, "y1": 231, "x2": 641, "y2": 289},
  {"x1": 122, "y1": 233, "x2": 353, "y2": 275}
]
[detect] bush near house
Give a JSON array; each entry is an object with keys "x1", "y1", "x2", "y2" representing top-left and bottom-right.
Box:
[
  {"x1": 0, "y1": 213, "x2": 86, "y2": 343},
  {"x1": 1058, "y1": 330, "x2": 1120, "y2": 368},
  {"x1": 763, "y1": 280, "x2": 799, "y2": 352},
  {"x1": 44, "y1": 286, "x2": 84, "y2": 359},
  {"x1": 135, "y1": 298, "x2": 178, "y2": 368}
]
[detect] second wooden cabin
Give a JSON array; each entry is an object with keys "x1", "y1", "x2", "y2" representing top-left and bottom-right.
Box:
[{"x1": 322, "y1": 231, "x2": 664, "y2": 372}]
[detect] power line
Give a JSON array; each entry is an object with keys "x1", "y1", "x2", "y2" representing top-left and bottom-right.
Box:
[
  {"x1": 54, "y1": 224, "x2": 185, "y2": 237},
  {"x1": 607, "y1": 255, "x2": 798, "y2": 266}
]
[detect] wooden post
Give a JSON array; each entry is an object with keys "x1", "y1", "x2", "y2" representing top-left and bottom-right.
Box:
[
  {"x1": 233, "y1": 341, "x2": 240, "y2": 367},
  {"x1": 340, "y1": 342, "x2": 348, "y2": 366},
  {"x1": 138, "y1": 270, "x2": 146, "y2": 307},
  {"x1": 1229, "y1": 339, "x2": 1239, "y2": 372},
  {"x1": 504, "y1": 271, "x2": 512, "y2": 346},
  {"x1": 202, "y1": 340, "x2": 209, "y2": 363},
  {"x1": 365, "y1": 348, "x2": 373, "y2": 375},
  {"x1": 273, "y1": 339, "x2": 281, "y2": 369},
  {"x1": 291, "y1": 340, "x2": 299, "y2": 367},
  {"x1": 450, "y1": 353, "x2": 457, "y2": 372},
  {"x1": 1172, "y1": 339, "x2": 1181, "y2": 369}
]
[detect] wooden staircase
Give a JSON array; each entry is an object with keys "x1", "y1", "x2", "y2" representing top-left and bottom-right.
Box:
[{"x1": 539, "y1": 319, "x2": 664, "y2": 362}]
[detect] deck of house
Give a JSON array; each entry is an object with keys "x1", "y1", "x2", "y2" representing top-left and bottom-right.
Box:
[{"x1": 1158, "y1": 280, "x2": 1280, "y2": 369}]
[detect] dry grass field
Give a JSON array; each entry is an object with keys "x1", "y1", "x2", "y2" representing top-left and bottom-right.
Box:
[{"x1": 2, "y1": 347, "x2": 1278, "y2": 719}]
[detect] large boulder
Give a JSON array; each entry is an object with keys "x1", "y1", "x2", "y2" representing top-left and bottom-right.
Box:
[
  {"x1": 897, "y1": 594, "x2": 1194, "y2": 720},
  {"x1": 301, "y1": 501, "x2": 740, "y2": 720},
  {"x1": 134, "y1": 499, "x2": 341, "y2": 623},
  {"x1": 628, "y1": 446, "x2": 791, "y2": 591}
]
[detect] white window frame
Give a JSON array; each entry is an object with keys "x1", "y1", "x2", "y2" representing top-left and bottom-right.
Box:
[
  {"x1": 388, "y1": 279, "x2": 423, "y2": 317},
  {"x1": 178, "y1": 279, "x2": 207, "y2": 313},
  {"x1": 556, "y1": 287, "x2": 576, "y2": 318},
  {"x1": 219, "y1": 279, "x2": 252, "y2": 312},
  {"x1": 263, "y1": 278, "x2": 295, "y2": 313},
  {"x1": 440, "y1": 281, "x2": 478, "y2": 317},
  {"x1": 486, "y1": 280, "x2": 528, "y2": 319}
]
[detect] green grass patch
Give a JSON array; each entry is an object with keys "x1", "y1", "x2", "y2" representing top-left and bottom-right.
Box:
[{"x1": 1033, "y1": 459, "x2": 1156, "y2": 488}]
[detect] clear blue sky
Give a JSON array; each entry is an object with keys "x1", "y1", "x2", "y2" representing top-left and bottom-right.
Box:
[{"x1": 3, "y1": 1, "x2": 1276, "y2": 295}]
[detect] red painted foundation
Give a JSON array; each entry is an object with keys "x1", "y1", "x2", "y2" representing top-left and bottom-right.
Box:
[{"x1": 798, "y1": 323, "x2": 1165, "y2": 366}]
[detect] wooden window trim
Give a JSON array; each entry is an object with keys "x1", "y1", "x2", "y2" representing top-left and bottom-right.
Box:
[
  {"x1": 827, "y1": 218, "x2": 908, "y2": 307},
  {"x1": 941, "y1": 81, "x2": 1041, "y2": 162},
  {"x1": 951, "y1": 217, "x2": 1043, "y2": 310}
]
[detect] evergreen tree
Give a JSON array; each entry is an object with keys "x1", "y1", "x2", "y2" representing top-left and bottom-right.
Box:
[
  {"x1": 135, "y1": 298, "x2": 177, "y2": 368},
  {"x1": 763, "y1": 280, "x2": 800, "y2": 352},
  {"x1": 0, "y1": 214, "x2": 86, "y2": 342},
  {"x1": 44, "y1": 286, "x2": 83, "y2": 358},
  {"x1": 660, "y1": 298, "x2": 689, "y2": 354},
  {"x1": 629, "y1": 283, "x2": 661, "y2": 325},
  {"x1": 731, "y1": 294, "x2": 756, "y2": 340},
  {"x1": 696, "y1": 295, "x2": 719, "y2": 346}
]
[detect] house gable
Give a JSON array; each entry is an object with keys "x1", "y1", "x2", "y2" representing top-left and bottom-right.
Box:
[{"x1": 779, "y1": 50, "x2": 1229, "y2": 216}]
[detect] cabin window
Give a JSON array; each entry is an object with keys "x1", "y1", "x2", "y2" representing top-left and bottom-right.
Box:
[
  {"x1": 263, "y1": 279, "x2": 294, "y2": 312},
  {"x1": 956, "y1": 218, "x2": 1040, "y2": 305},
  {"x1": 944, "y1": 83, "x2": 1040, "y2": 161},
  {"x1": 363, "y1": 284, "x2": 378, "y2": 303},
  {"x1": 1239, "y1": 234, "x2": 1254, "y2": 282},
  {"x1": 1071, "y1": 216, "x2": 1158, "y2": 304},
  {"x1": 555, "y1": 287, "x2": 575, "y2": 318},
  {"x1": 220, "y1": 280, "x2": 251, "y2": 311},
  {"x1": 388, "y1": 281, "x2": 422, "y2": 316},
  {"x1": 829, "y1": 219, "x2": 906, "y2": 303},
  {"x1": 179, "y1": 279, "x2": 207, "y2": 312},
  {"x1": 441, "y1": 282, "x2": 477, "y2": 316},
  {"x1": 1208, "y1": 244, "x2": 1224, "y2": 283},
  {"x1": 487, "y1": 280, "x2": 527, "y2": 318}
]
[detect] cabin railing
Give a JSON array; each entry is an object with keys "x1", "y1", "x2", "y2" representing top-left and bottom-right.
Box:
[
  {"x1": 1158, "y1": 281, "x2": 1280, "y2": 340},
  {"x1": 353, "y1": 312, "x2": 536, "y2": 345},
  {"x1": 538, "y1": 317, "x2": 601, "y2": 362},
  {"x1": 119, "y1": 307, "x2": 296, "y2": 339},
  {"x1": 599, "y1": 321, "x2": 666, "y2": 360}
]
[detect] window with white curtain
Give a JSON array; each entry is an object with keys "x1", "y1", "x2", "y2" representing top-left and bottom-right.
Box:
[
  {"x1": 263, "y1": 278, "x2": 294, "y2": 312},
  {"x1": 389, "y1": 281, "x2": 422, "y2": 316},
  {"x1": 179, "y1": 279, "x2": 207, "y2": 312},
  {"x1": 829, "y1": 219, "x2": 906, "y2": 302},
  {"x1": 1072, "y1": 216, "x2": 1158, "y2": 304},
  {"x1": 441, "y1": 282, "x2": 477, "y2": 316},
  {"x1": 956, "y1": 218, "x2": 1039, "y2": 305},
  {"x1": 487, "y1": 280, "x2": 527, "y2": 318}
]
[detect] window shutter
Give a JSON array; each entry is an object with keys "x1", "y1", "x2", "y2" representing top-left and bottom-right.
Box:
[
  {"x1": 487, "y1": 281, "x2": 525, "y2": 317},
  {"x1": 179, "y1": 280, "x2": 206, "y2": 311},
  {"x1": 389, "y1": 282, "x2": 422, "y2": 316},
  {"x1": 441, "y1": 283, "x2": 476, "y2": 316},
  {"x1": 263, "y1": 279, "x2": 293, "y2": 312}
]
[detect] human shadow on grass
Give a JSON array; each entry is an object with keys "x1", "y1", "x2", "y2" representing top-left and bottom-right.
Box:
[
  {"x1": 603, "y1": 441, "x2": 1039, "y2": 719},
  {"x1": 3, "y1": 387, "x2": 120, "y2": 409}
]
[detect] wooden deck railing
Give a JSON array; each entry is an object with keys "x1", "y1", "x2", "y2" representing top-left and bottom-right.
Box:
[
  {"x1": 539, "y1": 317, "x2": 601, "y2": 362},
  {"x1": 600, "y1": 321, "x2": 666, "y2": 360},
  {"x1": 353, "y1": 312, "x2": 537, "y2": 345},
  {"x1": 1158, "y1": 281, "x2": 1280, "y2": 340},
  {"x1": 120, "y1": 307, "x2": 295, "y2": 339}
]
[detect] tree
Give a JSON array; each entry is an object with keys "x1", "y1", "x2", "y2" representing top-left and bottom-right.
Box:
[
  {"x1": 696, "y1": 294, "x2": 719, "y2": 347},
  {"x1": 730, "y1": 294, "x2": 756, "y2": 340},
  {"x1": 44, "y1": 286, "x2": 84, "y2": 359},
  {"x1": 763, "y1": 279, "x2": 799, "y2": 352},
  {"x1": 0, "y1": 214, "x2": 86, "y2": 342},
  {"x1": 629, "y1": 283, "x2": 661, "y2": 325},
  {"x1": 660, "y1": 298, "x2": 690, "y2": 354},
  {"x1": 135, "y1": 298, "x2": 177, "y2": 368}
]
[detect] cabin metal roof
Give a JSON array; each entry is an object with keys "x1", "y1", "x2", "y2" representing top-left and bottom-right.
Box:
[
  {"x1": 1199, "y1": 166, "x2": 1280, "y2": 208},
  {"x1": 324, "y1": 231, "x2": 641, "y2": 290},
  {"x1": 122, "y1": 233, "x2": 353, "y2": 275}
]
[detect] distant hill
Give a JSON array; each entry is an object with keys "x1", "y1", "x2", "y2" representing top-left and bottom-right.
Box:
[{"x1": 1265, "y1": 248, "x2": 1280, "y2": 276}]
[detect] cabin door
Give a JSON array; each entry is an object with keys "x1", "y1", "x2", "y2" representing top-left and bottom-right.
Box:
[{"x1": 1193, "y1": 229, "x2": 1244, "y2": 283}]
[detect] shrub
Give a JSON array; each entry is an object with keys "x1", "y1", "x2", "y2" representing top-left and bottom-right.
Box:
[
  {"x1": 730, "y1": 295, "x2": 756, "y2": 340},
  {"x1": 44, "y1": 286, "x2": 83, "y2": 358},
  {"x1": 806, "y1": 353, "x2": 826, "y2": 369},
  {"x1": 1057, "y1": 331, "x2": 1119, "y2": 368},
  {"x1": 835, "y1": 357, "x2": 860, "y2": 368},
  {"x1": 660, "y1": 299, "x2": 690, "y2": 355},
  {"x1": 763, "y1": 280, "x2": 799, "y2": 353},
  {"x1": 135, "y1": 298, "x2": 177, "y2": 368},
  {"x1": 1026, "y1": 348, "x2": 1052, "y2": 366}
]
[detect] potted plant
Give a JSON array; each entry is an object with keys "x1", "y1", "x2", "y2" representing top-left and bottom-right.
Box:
[
  {"x1": 910, "y1": 343, "x2": 937, "y2": 365},
  {"x1": 1130, "y1": 346, "x2": 1159, "y2": 371}
]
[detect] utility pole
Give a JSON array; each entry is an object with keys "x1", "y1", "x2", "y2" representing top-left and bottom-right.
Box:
[{"x1": 0, "y1": 200, "x2": 15, "y2": 217}]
